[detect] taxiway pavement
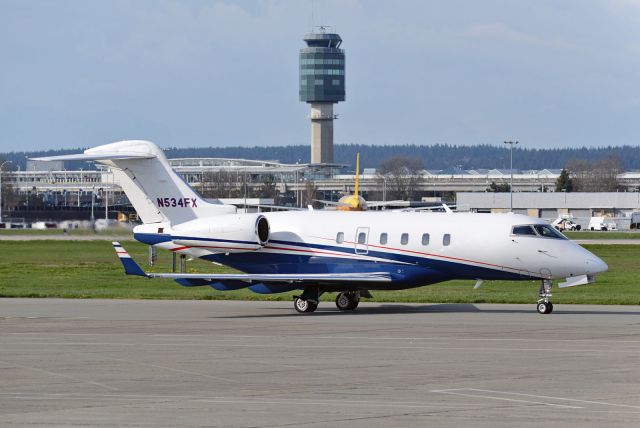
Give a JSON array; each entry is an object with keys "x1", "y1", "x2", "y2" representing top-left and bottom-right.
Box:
[{"x1": 1, "y1": 299, "x2": 639, "y2": 427}]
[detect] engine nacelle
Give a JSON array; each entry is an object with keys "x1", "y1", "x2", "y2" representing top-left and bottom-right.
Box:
[{"x1": 172, "y1": 214, "x2": 270, "y2": 253}]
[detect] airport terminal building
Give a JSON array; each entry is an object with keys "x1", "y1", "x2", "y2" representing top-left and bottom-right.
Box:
[
  {"x1": 3, "y1": 160, "x2": 640, "y2": 227},
  {"x1": 458, "y1": 192, "x2": 640, "y2": 229}
]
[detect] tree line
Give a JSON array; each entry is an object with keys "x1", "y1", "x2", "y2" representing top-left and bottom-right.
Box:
[{"x1": 3, "y1": 144, "x2": 640, "y2": 171}]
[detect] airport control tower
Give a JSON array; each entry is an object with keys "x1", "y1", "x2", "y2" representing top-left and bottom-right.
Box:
[{"x1": 299, "y1": 29, "x2": 345, "y2": 164}]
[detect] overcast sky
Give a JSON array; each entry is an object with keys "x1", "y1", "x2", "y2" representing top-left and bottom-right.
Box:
[{"x1": 1, "y1": 0, "x2": 639, "y2": 152}]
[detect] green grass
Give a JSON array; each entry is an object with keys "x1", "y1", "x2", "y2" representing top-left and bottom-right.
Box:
[
  {"x1": 0, "y1": 228, "x2": 133, "y2": 237},
  {"x1": 564, "y1": 231, "x2": 640, "y2": 240},
  {"x1": 0, "y1": 240, "x2": 638, "y2": 304}
]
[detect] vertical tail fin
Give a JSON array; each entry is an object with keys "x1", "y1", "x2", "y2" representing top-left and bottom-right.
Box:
[{"x1": 33, "y1": 140, "x2": 235, "y2": 225}]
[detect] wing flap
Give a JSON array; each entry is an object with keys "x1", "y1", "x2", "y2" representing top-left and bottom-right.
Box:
[{"x1": 147, "y1": 272, "x2": 391, "y2": 283}]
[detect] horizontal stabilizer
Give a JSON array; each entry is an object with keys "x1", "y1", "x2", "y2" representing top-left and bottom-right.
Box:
[{"x1": 32, "y1": 152, "x2": 154, "y2": 162}]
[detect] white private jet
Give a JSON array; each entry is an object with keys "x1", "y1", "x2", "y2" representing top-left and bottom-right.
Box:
[{"x1": 35, "y1": 140, "x2": 608, "y2": 314}]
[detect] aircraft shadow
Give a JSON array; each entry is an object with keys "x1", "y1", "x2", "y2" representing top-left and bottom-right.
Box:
[{"x1": 213, "y1": 303, "x2": 640, "y2": 319}]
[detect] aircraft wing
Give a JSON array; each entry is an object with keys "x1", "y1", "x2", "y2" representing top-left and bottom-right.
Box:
[
  {"x1": 366, "y1": 200, "x2": 406, "y2": 208},
  {"x1": 313, "y1": 199, "x2": 346, "y2": 206},
  {"x1": 235, "y1": 203, "x2": 305, "y2": 211},
  {"x1": 393, "y1": 204, "x2": 456, "y2": 212},
  {"x1": 112, "y1": 242, "x2": 392, "y2": 284}
]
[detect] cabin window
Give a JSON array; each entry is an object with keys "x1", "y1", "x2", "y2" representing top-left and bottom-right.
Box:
[
  {"x1": 401, "y1": 233, "x2": 409, "y2": 245},
  {"x1": 512, "y1": 225, "x2": 537, "y2": 236},
  {"x1": 336, "y1": 232, "x2": 344, "y2": 244},
  {"x1": 357, "y1": 232, "x2": 366, "y2": 244},
  {"x1": 421, "y1": 233, "x2": 430, "y2": 245},
  {"x1": 443, "y1": 234, "x2": 451, "y2": 246},
  {"x1": 380, "y1": 233, "x2": 388, "y2": 245}
]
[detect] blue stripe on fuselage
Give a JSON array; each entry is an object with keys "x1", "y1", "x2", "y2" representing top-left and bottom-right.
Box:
[
  {"x1": 134, "y1": 233, "x2": 532, "y2": 285},
  {"x1": 134, "y1": 233, "x2": 173, "y2": 245}
]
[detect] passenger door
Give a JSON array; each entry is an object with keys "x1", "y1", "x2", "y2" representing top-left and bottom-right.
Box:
[{"x1": 354, "y1": 227, "x2": 369, "y2": 255}]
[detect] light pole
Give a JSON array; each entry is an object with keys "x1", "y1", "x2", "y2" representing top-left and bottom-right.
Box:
[
  {"x1": 90, "y1": 186, "x2": 95, "y2": 230},
  {"x1": 0, "y1": 160, "x2": 13, "y2": 223},
  {"x1": 504, "y1": 141, "x2": 519, "y2": 211},
  {"x1": 382, "y1": 175, "x2": 387, "y2": 202}
]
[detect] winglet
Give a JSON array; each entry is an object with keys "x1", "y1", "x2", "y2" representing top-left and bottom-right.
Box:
[{"x1": 112, "y1": 242, "x2": 148, "y2": 277}]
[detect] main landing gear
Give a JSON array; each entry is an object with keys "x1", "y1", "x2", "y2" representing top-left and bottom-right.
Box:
[
  {"x1": 293, "y1": 289, "x2": 369, "y2": 313},
  {"x1": 537, "y1": 279, "x2": 554, "y2": 314},
  {"x1": 294, "y1": 287, "x2": 320, "y2": 313},
  {"x1": 294, "y1": 296, "x2": 318, "y2": 313},
  {"x1": 335, "y1": 291, "x2": 360, "y2": 311}
]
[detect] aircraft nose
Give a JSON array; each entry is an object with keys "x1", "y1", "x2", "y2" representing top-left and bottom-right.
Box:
[{"x1": 586, "y1": 256, "x2": 608, "y2": 274}]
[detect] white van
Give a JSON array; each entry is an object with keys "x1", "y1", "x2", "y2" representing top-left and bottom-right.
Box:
[{"x1": 588, "y1": 217, "x2": 608, "y2": 231}]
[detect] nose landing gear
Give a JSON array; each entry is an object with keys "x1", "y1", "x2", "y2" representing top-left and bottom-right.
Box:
[{"x1": 537, "y1": 279, "x2": 554, "y2": 314}]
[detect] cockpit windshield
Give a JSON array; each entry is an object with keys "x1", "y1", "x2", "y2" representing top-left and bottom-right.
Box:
[
  {"x1": 512, "y1": 225, "x2": 537, "y2": 236},
  {"x1": 533, "y1": 224, "x2": 567, "y2": 239},
  {"x1": 512, "y1": 224, "x2": 567, "y2": 240}
]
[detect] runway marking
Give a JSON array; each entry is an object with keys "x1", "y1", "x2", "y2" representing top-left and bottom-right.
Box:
[
  {"x1": 0, "y1": 392, "x2": 487, "y2": 409},
  {"x1": 432, "y1": 388, "x2": 640, "y2": 410},
  {"x1": 0, "y1": 360, "x2": 118, "y2": 391},
  {"x1": 2, "y1": 392, "x2": 640, "y2": 415},
  {"x1": 431, "y1": 389, "x2": 583, "y2": 409}
]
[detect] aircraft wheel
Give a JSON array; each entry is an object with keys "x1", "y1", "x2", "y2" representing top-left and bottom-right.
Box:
[
  {"x1": 335, "y1": 292, "x2": 359, "y2": 311},
  {"x1": 537, "y1": 301, "x2": 552, "y2": 314},
  {"x1": 294, "y1": 297, "x2": 317, "y2": 313}
]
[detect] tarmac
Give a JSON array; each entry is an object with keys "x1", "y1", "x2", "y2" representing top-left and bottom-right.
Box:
[{"x1": 1, "y1": 299, "x2": 640, "y2": 427}]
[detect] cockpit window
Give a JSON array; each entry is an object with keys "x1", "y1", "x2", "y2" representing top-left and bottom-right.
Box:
[
  {"x1": 512, "y1": 224, "x2": 568, "y2": 240},
  {"x1": 512, "y1": 225, "x2": 537, "y2": 236},
  {"x1": 533, "y1": 224, "x2": 567, "y2": 240}
]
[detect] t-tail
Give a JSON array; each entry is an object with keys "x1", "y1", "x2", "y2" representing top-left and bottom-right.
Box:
[{"x1": 32, "y1": 140, "x2": 235, "y2": 225}]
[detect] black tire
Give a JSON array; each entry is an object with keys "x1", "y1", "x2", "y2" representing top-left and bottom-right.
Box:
[
  {"x1": 602, "y1": 227, "x2": 607, "y2": 231},
  {"x1": 336, "y1": 292, "x2": 359, "y2": 311},
  {"x1": 576, "y1": 225, "x2": 581, "y2": 231},
  {"x1": 294, "y1": 297, "x2": 317, "y2": 313},
  {"x1": 546, "y1": 302, "x2": 554, "y2": 314},
  {"x1": 537, "y1": 302, "x2": 548, "y2": 314},
  {"x1": 335, "y1": 293, "x2": 351, "y2": 311}
]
